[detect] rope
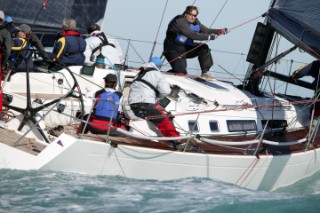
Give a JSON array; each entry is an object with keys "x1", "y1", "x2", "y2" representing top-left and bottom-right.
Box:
[
  {"x1": 145, "y1": 98, "x2": 319, "y2": 121},
  {"x1": 236, "y1": 156, "x2": 260, "y2": 187}
]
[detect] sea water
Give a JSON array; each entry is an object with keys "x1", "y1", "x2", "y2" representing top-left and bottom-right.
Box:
[{"x1": 1, "y1": 169, "x2": 319, "y2": 213}]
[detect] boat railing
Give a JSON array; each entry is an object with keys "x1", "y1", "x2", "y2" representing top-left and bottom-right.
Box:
[{"x1": 200, "y1": 137, "x2": 308, "y2": 147}]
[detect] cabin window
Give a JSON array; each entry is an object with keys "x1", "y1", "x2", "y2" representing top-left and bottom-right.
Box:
[
  {"x1": 227, "y1": 120, "x2": 256, "y2": 132},
  {"x1": 261, "y1": 120, "x2": 288, "y2": 129},
  {"x1": 188, "y1": 121, "x2": 199, "y2": 132},
  {"x1": 209, "y1": 121, "x2": 219, "y2": 132}
]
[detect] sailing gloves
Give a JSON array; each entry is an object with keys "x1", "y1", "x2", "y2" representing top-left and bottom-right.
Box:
[
  {"x1": 221, "y1": 28, "x2": 229, "y2": 35},
  {"x1": 209, "y1": 28, "x2": 229, "y2": 40},
  {"x1": 209, "y1": 34, "x2": 217, "y2": 40}
]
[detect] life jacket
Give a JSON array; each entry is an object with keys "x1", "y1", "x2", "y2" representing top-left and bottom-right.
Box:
[
  {"x1": 94, "y1": 91, "x2": 120, "y2": 119},
  {"x1": 9, "y1": 38, "x2": 32, "y2": 66},
  {"x1": 55, "y1": 30, "x2": 86, "y2": 65},
  {"x1": 175, "y1": 23, "x2": 200, "y2": 46},
  {"x1": 167, "y1": 15, "x2": 201, "y2": 46}
]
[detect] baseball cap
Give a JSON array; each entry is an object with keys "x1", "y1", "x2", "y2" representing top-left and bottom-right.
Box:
[{"x1": 103, "y1": 74, "x2": 117, "y2": 82}]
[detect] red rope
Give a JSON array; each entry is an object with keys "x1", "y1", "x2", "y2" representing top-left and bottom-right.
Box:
[
  {"x1": 235, "y1": 155, "x2": 260, "y2": 187},
  {"x1": 145, "y1": 98, "x2": 318, "y2": 121}
]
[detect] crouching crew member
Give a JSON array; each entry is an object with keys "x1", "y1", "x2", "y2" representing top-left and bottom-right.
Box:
[
  {"x1": 78, "y1": 73, "x2": 125, "y2": 135},
  {"x1": 128, "y1": 57, "x2": 180, "y2": 137}
]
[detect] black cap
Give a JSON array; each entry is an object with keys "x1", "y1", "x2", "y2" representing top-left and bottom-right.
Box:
[{"x1": 103, "y1": 74, "x2": 117, "y2": 82}]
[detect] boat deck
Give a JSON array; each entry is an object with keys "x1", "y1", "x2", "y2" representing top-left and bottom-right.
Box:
[{"x1": 0, "y1": 128, "x2": 46, "y2": 155}]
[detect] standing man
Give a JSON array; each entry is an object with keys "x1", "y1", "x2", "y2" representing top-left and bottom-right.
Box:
[
  {"x1": 49, "y1": 18, "x2": 86, "y2": 71},
  {"x1": 163, "y1": 5, "x2": 228, "y2": 77},
  {"x1": 128, "y1": 57, "x2": 180, "y2": 137}
]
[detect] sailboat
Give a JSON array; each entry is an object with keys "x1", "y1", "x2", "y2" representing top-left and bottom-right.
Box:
[{"x1": 1, "y1": 0, "x2": 320, "y2": 191}]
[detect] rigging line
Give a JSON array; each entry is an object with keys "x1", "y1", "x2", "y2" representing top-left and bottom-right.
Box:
[
  {"x1": 307, "y1": 72, "x2": 320, "y2": 145},
  {"x1": 235, "y1": 157, "x2": 258, "y2": 185},
  {"x1": 129, "y1": 42, "x2": 146, "y2": 64},
  {"x1": 215, "y1": 62, "x2": 243, "y2": 83},
  {"x1": 149, "y1": 0, "x2": 169, "y2": 60},
  {"x1": 209, "y1": 0, "x2": 229, "y2": 28},
  {"x1": 284, "y1": 59, "x2": 294, "y2": 94},
  {"x1": 145, "y1": 98, "x2": 320, "y2": 120},
  {"x1": 33, "y1": 0, "x2": 48, "y2": 24},
  {"x1": 270, "y1": 36, "x2": 281, "y2": 136},
  {"x1": 238, "y1": 157, "x2": 260, "y2": 187},
  {"x1": 191, "y1": 0, "x2": 197, "y2": 5},
  {"x1": 118, "y1": 36, "x2": 306, "y2": 64}
]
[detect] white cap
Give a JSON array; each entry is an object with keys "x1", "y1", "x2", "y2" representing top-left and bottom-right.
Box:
[{"x1": 0, "y1": 10, "x2": 4, "y2": 20}]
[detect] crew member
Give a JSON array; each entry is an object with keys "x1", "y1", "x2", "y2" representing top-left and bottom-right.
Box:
[{"x1": 163, "y1": 5, "x2": 228, "y2": 77}]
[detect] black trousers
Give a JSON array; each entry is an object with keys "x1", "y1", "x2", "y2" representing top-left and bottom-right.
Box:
[
  {"x1": 130, "y1": 103, "x2": 164, "y2": 125},
  {"x1": 164, "y1": 43, "x2": 213, "y2": 74}
]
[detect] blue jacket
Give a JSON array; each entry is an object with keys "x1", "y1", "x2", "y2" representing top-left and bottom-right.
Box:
[{"x1": 52, "y1": 30, "x2": 86, "y2": 66}]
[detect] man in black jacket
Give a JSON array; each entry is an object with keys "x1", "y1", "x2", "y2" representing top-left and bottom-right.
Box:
[{"x1": 164, "y1": 5, "x2": 228, "y2": 77}]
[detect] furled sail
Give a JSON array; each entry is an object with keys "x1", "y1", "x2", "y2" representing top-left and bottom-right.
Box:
[
  {"x1": 267, "y1": 0, "x2": 320, "y2": 59},
  {"x1": 0, "y1": 0, "x2": 108, "y2": 33}
]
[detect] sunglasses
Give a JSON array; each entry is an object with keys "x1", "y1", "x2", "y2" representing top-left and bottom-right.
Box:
[{"x1": 187, "y1": 13, "x2": 197, "y2": 18}]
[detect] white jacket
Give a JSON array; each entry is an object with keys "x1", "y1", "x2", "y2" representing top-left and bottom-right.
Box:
[
  {"x1": 128, "y1": 63, "x2": 171, "y2": 104},
  {"x1": 84, "y1": 30, "x2": 124, "y2": 66}
]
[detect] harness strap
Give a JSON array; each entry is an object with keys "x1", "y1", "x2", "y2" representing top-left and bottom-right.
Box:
[
  {"x1": 134, "y1": 68, "x2": 160, "y2": 98},
  {"x1": 91, "y1": 33, "x2": 115, "y2": 57}
]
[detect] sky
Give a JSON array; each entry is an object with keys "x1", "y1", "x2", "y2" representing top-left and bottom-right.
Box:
[{"x1": 102, "y1": 0, "x2": 314, "y2": 96}]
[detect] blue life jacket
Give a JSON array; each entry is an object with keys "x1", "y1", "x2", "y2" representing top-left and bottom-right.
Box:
[
  {"x1": 94, "y1": 91, "x2": 120, "y2": 119},
  {"x1": 175, "y1": 24, "x2": 200, "y2": 46}
]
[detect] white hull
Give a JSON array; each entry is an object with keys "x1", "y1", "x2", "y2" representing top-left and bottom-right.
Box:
[{"x1": 1, "y1": 133, "x2": 319, "y2": 191}]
